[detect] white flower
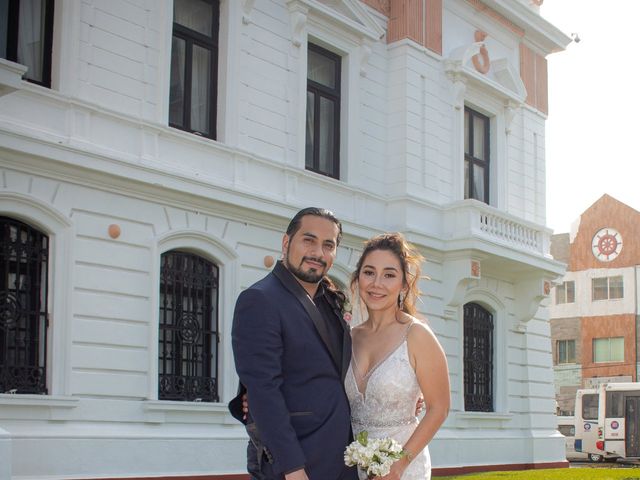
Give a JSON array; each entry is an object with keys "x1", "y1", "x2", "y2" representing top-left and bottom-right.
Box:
[{"x1": 343, "y1": 431, "x2": 406, "y2": 478}]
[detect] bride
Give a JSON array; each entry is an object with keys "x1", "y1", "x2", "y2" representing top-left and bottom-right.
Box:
[{"x1": 345, "y1": 233, "x2": 450, "y2": 480}]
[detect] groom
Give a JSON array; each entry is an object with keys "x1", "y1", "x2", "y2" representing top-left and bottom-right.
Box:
[{"x1": 230, "y1": 207, "x2": 357, "y2": 480}]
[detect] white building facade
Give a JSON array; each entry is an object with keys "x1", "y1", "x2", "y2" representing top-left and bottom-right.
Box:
[{"x1": 0, "y1": 1, "x2": 568, "y2": 478}]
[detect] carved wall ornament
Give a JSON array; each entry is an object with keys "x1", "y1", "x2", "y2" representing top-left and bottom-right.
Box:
[
  {"x1": 359, "y1": 41, "x2": 372, "y2": 77},
  {"x1": 287, "y1": 2, "x2": 308, "y2": 47},
  {"x1": 471, "y1": 260, "x2": 481, "y2": 278},
  {"x1": 241, "y1": 0, "x2": 256, "y2": 24},
  {"x1": 504, "y1": 100, "x2": 520, "y2": 134},
  {"x1": 108, "y1": 224, "x2": 121, "y2": 239},
  {"x1": 471, "y1": 30, "x2": 490, "y2": 74}
]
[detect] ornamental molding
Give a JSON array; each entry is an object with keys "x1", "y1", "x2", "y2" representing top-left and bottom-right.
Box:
[
  {"x1": 241, "y1": 0, "x2": 256, "y2": 24},
  {"x1": 286, "y1": 0, "x2": 385, "y2": 46},
  {"x1": 471, "y1": 30, "x2": 490, "y2": 74},
  {"x1": 442, "y1": 256, "x2": 485, "y2": 320},
  {"x1": 514, "y1": 275, "x2": 552, "y2": 325},
  {"x1": 445, "y1": 38, "x2": 526, "y2": 109}
]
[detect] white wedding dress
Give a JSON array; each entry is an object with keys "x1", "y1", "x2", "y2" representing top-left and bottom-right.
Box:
[{"x1": 345, "y1": 323, "x2": 431, "y2": 480}]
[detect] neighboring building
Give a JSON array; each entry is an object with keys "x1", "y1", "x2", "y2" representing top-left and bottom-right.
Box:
[
  {"x1": 0, "y1": 1, "x2": 569, "y2": 478},
  {"x1": 550, "y1": 195, "x2": 640, "y2": 415}
]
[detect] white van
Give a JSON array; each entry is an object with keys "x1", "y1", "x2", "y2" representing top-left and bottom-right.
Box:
[{"x1": 558, "y1": 415, "x2": 587, "y2": 461}]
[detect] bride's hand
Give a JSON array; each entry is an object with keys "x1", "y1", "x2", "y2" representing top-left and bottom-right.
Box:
[{"x1": 374, "y1": 457, "x2": 408, "y2": 480}]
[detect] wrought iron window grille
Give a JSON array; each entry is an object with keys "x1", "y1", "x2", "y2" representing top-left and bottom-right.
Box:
[
  {"x1": 463, "y1": 302, "x2": 493, "y2": 412},
  {"x1": 0, "y1": 216, "x2": 49, "y2": 394},
  {"x1": 159, "y1": 251, "x2": 219, "y2": 402}
]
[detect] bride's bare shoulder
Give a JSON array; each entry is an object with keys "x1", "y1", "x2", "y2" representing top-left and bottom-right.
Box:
[{"x1": 406, "y1": 317, "x2": 440, "y2": 347}]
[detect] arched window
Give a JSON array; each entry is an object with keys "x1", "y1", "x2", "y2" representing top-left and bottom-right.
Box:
[
  {"x1": 464, "y1": 302, "x2": 493, "y2": 412},
  {"x1": 0, "y1": 216, "x2": 49, "y2": 394},
  {"x1": 158, "y1": 250, "x2": 219, "y2": 402}
]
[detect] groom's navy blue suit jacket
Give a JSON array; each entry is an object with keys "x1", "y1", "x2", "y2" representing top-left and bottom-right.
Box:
[{"x1": 231, "y1": 261, "x2": 356, "y2": 480}]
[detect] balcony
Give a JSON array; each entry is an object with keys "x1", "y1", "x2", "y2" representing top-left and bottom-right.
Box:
[{"x1": 442, "y1": 200, "x2": 558, "y2": 278}]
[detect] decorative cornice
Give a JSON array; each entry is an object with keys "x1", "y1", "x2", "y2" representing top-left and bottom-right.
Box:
[
  {"x1": 480, "y1": 0, "x2": 571, "y2": 54},
  {"x1": 465, "y1": 0, "x2": 525, "y2": 37},
  {"x1": 360, "y1": 0, "x2": 390, "y2": 17},
  {"x1": 288, "y1": 0, "x2": 385, "y2": 42}
]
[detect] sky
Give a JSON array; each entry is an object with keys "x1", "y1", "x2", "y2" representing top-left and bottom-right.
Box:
[{"x1": 540, "y1": 1, "x2": 640, "y2": 233}]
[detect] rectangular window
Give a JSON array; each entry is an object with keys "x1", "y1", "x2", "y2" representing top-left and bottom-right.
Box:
[
  {"x1": 592, "y1": 276, "x2": 624, "y2": 301},
  {"x1": 557, "y1": 339, "x2": 576, "y2": 364},
  {"x1": 306, "y1": 43, "x2": 341, "y2": 179},
  {"x1": 593, "y1": 337, "x2": 624, "y2": 363},
  {"x1": 556, "y1": 281, "x2": 575, "y2": 304},
  {"x1": 582, "y1": 393, "x2": 599, "y2": 420},
  {"x1": 609, "y1": 275, "x2": 624, "y2": 299},
  {"x1": 169, "y1": 0, "x2": 219, "y2": 139},
  {"x1": 0, "y1": 0, "x2": 55, "y2": 87},
  {"x1": 464, "y1": 107, "x2": 490, "y2": 203}
]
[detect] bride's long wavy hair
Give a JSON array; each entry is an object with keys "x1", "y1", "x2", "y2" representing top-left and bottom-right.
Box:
[{"x1": 350, "y1": 233, "x2": 425, "y2": 317}]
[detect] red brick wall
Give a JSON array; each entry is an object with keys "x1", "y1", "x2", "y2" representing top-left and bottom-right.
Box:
[
  {"x1": 569, "y1": 194, "x2": 640, "y2": 271},
  {"x1": 581, "y1": 313, "x2": 636, "y2": 382}
]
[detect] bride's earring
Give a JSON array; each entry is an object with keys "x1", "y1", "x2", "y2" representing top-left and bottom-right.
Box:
[{"x1": 398, "y1": 291, "x2": 406, "y2": 311}]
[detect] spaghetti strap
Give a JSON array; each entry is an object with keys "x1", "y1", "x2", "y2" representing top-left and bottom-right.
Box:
[{"x1": 351, "y1": 321, "x2": 416, "y2": 397}]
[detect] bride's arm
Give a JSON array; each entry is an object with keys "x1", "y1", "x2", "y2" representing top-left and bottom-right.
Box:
[{"x1": 379, "y1": 321, "x2": 450, "y2": 480}]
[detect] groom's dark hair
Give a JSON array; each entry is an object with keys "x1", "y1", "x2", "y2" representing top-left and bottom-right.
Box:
[{"x1": 286, "y1": 207, "x2": 343, "y2": 246}]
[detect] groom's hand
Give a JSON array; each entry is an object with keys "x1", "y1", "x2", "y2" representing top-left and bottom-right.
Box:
[
  {"x1": 414, "y1": 397, "x2": 425, "y2": 416},
  {"x1": 284, "y1": 468, "x2": 309, "y2": 480},
  {"x1": 242, "y1": 393, "x2": 249, "y2": 420}
]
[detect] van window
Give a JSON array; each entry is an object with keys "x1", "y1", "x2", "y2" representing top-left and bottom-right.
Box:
[
  {"x1": 582, "y1": 394, "x2": 599, "y2": 420},
  {"x1": 559, "y1": 425, "x2": 575, "y2": 436},
  {"x1": 606, "y1": 391, "x2": 624, "y2": 418}
]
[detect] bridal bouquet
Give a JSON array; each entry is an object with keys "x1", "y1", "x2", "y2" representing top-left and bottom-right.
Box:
[{"x1": 344, "y1": 431, "x2": 405, "y2": 478}]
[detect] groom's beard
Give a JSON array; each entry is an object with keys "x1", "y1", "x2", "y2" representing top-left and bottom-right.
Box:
[{"x1": 285, "y1": 250, "x2": 327, "y2": 284}]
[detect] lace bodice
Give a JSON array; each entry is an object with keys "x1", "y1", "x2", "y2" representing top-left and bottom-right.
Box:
[{"x1": 345, "y1": 323, "x2": 431, "y2": 480}]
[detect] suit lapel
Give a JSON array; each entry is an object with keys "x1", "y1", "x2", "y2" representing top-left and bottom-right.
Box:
[
  {"x1": 272, "y1": 262, "x2": 342, "y2": 370},
  {"x1": 325, "y1": 291, "x2": 353, "y2": 382}
]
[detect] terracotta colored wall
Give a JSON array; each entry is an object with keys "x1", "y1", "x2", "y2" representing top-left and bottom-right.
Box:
[
  {"x1": 581, "y1": 313, "x2": 636, "y2": 382},
  {"x1": 465, "y1": 0, "x2": 524, "y2": 37},
  {"x1": 362, "y1": 0, "x2": 391, "y2": 17},
  {"x1": 520, "y1": 44, "x2": 548, "y2": 115},
  {"x1": 387, "y1": 0, "x2": 442, "y2": 55},
  {"x1": 569, "y1": 194, "x2": 640, "y2": 271}
]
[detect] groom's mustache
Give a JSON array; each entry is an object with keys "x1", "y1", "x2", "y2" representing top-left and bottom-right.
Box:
[{"x1": 301, "y1": 256, "x2": 327, "y2": 268}]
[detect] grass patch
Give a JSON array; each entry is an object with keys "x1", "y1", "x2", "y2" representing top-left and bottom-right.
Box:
[{"x1": 437, "y1": 467, "x2": 640, "y2": 480}]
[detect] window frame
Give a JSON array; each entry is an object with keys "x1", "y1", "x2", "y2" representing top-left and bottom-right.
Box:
[
  {"x1": 556, "y1": 339, "x2": 576, "y2": 364},
  {"x1": 305, "y1": 42, "x2": 341, "y2": 180},
  {"x1": 556, "y1": 280, "x2": 575, "y2": 304},
  {"x1": 464, "y1": 106, "x2": 490, "y2": 204},
  {"x1": 592, "y1": 276, "x2": 624, "y2": 301},
  {"x1": 169, "y1": 0, "x2": 220, "y2": 140},
  {"x1": 593, "y1": 336, "x2": 624, "y2": 363},
  {"x1": 2, "y1": 0, "x2": 55, "y2": 88}
]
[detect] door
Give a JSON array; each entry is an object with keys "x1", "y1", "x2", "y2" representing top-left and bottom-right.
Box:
[{"x1": 626, "y1": 396, "x2": 640, "y2": 457}]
